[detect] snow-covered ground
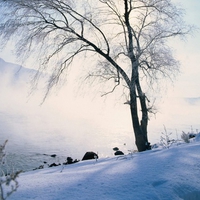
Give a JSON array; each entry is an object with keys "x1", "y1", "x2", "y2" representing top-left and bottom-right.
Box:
[{"x1": 5, "y1": 136, "x2": 200, "y2": 200}]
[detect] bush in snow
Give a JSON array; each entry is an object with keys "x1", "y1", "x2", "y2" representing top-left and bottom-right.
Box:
[
  {"x1": 0, "y1": 140, "x2": 21, "y2": 200},
  {"x1": 181, "y1": 132, "x2": 190, "y2": 143},
  {"x1": 160, "y1": 126, "x2": 173, "y2": 149}
]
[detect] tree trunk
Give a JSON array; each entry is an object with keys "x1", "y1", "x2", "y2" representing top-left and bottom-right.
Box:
[
  {"x1": 130, "y1": 91, "x2": 150, "y2": 152},
  {"x1": 139, "y1": 93, "x2": 149, "y2": 146},
  {"x1": 124, "y1": 0, "x2": 150, "y2": 152}
]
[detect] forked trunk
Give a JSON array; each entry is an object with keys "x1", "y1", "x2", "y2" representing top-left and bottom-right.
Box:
[{"x1": 130, "y1": 92, "x2": 150, "y2": 152}]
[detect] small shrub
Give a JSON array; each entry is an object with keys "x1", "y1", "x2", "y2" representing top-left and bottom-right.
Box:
[
  {"x1": 160, "y1": 126, "x2": 173, "y2": 149},
  {"x1": 181, "y1": 131, "x2": 190, "y2": 143},
  {"x1": 0, "y1": 140, "x2": 21, "y2": 200}
]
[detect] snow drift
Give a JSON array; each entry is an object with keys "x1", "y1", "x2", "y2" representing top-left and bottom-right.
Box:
[{"x1": 6, "y1": 137, "x2": 200, "y2": 200}]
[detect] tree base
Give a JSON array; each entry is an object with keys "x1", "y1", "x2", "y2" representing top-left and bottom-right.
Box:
[{"x1": 135, "y1": 134, "x2": 151, "y2": 152}]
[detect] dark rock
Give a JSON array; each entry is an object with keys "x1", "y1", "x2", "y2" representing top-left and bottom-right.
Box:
[
  {"x1": 151, "y1": 143, "x2": 159, "y2": 149},
  {"x1": 189, "y1": 133, "x2": 196, "y2": 139},
  {"x1": 33, "y1": 165, "x2": 44, "y2": 170},
  {"x1": 146, "y1": 142, "x2": 151, "y2": 150},
  {"x1": 73, "y1": 159, "x2": 79, "y2": 163},
  {"x1": 82, "y1": 152, "x2": 98, "y2": 161},
  {"x1": 113, "y1": 147, "x2": 119, "y2": 151},
  {"x1": 63, "y1": 157, "x2": 80, "y2": 165},
  {"x1": 50, "y1": 154, "x2": 57, "y2": 158},
  {"x1": 114, "y1": 150, "x2": 124, "y2": 156},
  {"x1": 67, "y1": 157, "x2": 73, "y2": 164},
  {"x1": 49, "y1": 163, "x2": 61, "y2": 167}
]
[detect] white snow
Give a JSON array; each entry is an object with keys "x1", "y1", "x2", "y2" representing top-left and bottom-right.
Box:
[{"x1": 6, "y1": 138, "x2": 200, "y2": 200}]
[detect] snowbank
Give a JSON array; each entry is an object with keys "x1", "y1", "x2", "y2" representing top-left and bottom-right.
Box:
[{"x1": 6, "y1": 141, "x2": 200, "y2": 200}]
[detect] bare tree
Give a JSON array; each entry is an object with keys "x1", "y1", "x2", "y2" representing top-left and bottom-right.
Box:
[{"x1": 0, "y1": 0, "x2": 191, "y2": 151}]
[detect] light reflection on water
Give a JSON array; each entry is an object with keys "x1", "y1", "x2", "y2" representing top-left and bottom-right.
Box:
[
  {"x1": 1, "y1": 120, "x2": 199, "y2": 174},
  {"x1": 0, "y1": 124, "x2": 136, "y2": 172},
  {"x1": 1, "y1": 152, "x2": 67, "y2": 175}
]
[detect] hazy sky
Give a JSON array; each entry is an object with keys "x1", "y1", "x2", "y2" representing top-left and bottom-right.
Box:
[{"x1": 0, "y1": 0, "x2": 200, "y2": 157}]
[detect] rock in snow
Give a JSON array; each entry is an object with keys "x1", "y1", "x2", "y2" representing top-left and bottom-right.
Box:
[{"x1": 82, "y1": 151, "x2": 98, "y2": 161}]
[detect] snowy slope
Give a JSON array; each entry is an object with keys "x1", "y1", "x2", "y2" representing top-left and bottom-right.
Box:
[{"x1": 7, "y1": 138, "x2": 200, "y2": 200}]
